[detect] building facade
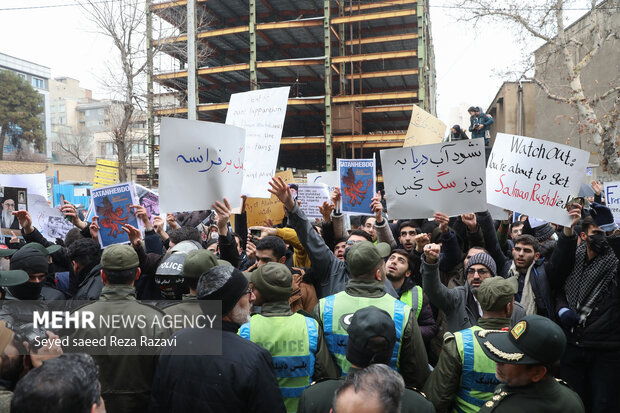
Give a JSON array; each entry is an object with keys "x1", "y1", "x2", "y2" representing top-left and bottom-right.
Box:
[
  {"x1": 0, "y1": 52, "x2": 52, "y2": 159},
  {"x1": 486, "y1": 81, "x2": 536, "y2": 145},
  {"x1": 149, "y1": 0, "x2": 436, "y2": 171}
]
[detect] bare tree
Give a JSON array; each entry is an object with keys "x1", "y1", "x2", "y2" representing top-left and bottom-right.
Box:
[
  {"x1": 56, "y1": 127, "x2": 93, "y2": 165},
  {"x1": 457, "y1": 0, "x2": 620, "y2": 176}
]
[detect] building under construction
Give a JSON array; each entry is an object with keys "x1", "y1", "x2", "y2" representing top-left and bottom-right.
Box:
[{"x1": 150, "y1": 0, "x2": 436, "y2": 171}]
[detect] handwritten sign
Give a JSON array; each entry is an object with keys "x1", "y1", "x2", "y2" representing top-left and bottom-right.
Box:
[
  {"x1": 226, "y1": 87, "x2": 290, "y2": 198},
  {"x1": 604, "y1": 182, "x2": 620, "y2": 224},
  {"x1": 380, "y1": 139, "x2": 487, "y2": 219},
  {"x1": 486, "y1": 133, "x2": 589, "y2": 227},
  {"x1": 307, "y1": 171, "x2": 338, "y2": 195},
  {"x1": 297, "y1": 184, "x2": 330, "y2": 219},
  {"x1": 337, "y1": 159, "x2": 376, "y2": 216},
  {"x1": 403, "y1": 105, "x2": 447, "y2": 147},
  {"x1": 245, "y1": 170, "x2": 294, "y2": 227},
  {"x1": 159, "y1": 117, "x2": 246, "y2": 213}
]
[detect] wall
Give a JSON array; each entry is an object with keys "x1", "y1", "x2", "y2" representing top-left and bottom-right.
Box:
[{"x1": 0, "y1": 161, "x2": 95, "y2": 183}]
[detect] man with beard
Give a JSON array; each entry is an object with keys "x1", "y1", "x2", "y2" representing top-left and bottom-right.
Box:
[
  {"x1": 0, "y1": 199, "x2": 19, "y2": 231},
  {"x1": 422, "y1": 247, "x2": 526, "y2": 333},
  {"x1": 150, "y1": 265, "x2": 286, "y2": 413},
  {"x1": 552, "y1": 203, "x2": 620, "y2": 412},
  {"x1": 385, "y1": 249, "x2": 437, "y2": 345}
]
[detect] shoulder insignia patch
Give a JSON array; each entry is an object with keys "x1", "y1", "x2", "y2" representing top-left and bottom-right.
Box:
[{"x1": 443, "y1": 332, "x2": 455, "y2": 342}]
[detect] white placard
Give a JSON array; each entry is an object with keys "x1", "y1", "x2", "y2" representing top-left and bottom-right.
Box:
[
  {"x1": 486, "y1": 133, "x2": 589, "y2": 227},
  {"x1": 26, "y1": 194, "x2": 63, "y2": 241},
  {"x1": 297, "y1": 184, "x2": 330, "y2": 219},
  {"x1": 604, "y1": 182, "x2": 620, "y2": 224},
  {"x1": 225, "y1": 87, "x2": 290, "y2": 198},
  {"x1": 159, "y1": 118, "x2": 246, "y2": 213},
  {"x1": 487, "y1": 204, "x2": 510, "y2": 221},
  {"x1": 307, "y1": 171, "x2": 338, "y2": 195},
  {"x1": 381, "y1": 139, "x2": 487, "y2": 219}
]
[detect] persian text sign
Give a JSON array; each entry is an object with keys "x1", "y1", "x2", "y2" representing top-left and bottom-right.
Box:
[
  {"x1": 403, "y1": 105, "x2": 446, "y2": 147},
  {"x1": 159, "y1": 118, "x2": 246, "y2": 213},
  {"x1": 604, "y1": 182, "x2": 620, "y2": 224},
  {"x1": 381, "y1": 139, "x2": 487, "y2": 219},
  {"x1": 486, "y1": 133, "x2": 589, "y2": 227},
  {"x1": 226, "y1": 87, "x2": 290, "y2": 198}
]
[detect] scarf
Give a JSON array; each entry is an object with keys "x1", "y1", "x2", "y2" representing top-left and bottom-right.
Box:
[
  {"x1": 564, "y1": 243, "x2": 618, "y2": 325},
  {"x1": 508, "y1": 261, "x2": 537, "y2": 315}
]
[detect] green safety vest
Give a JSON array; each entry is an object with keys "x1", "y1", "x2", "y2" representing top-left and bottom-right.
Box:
[
  {"x1": 239, "y1": 313, "x2": 318, "y2": 413},
  {"x1": 319, "y1": 291, "x2": 410, "y2": 375},
  {"x1": 453, "y1": 325, "x2": 501, "y2": 413},
  {"x1": 400, "y1": 285, "x2": 423, "y2": 320}
]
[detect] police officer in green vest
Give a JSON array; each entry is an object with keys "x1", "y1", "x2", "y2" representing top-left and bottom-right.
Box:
[
  {"x1": 164, "y1": 249, "x2": 219, "y2": 323},
  {"x1": 298, "y1": 306, "x2": 435, "y2": 413},
  {"x1": 315, "y1": 241, "x2": 430, "y2": 388},
  {"x1": 239, "y1": 263, "x2": 337, "y2": 413},
  {"x1": 476, "y1": 315, "x2": 584, "y2": 412},
  {"x1": 423, "y1": 275, "x2": 518, "y2": 412}
]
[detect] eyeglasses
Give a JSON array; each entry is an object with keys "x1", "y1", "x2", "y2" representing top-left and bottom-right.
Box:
[
  {"x1": 244, "y1": 286, "x2": 254, "y2": 296},
  {"x1": 467, "y1": 268, "x2": 490, "y2": 276}
]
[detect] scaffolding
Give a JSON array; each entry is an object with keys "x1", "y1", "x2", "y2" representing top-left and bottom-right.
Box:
[{"x1": 149, "y1": 0, "x2": 436, "y2": 172}]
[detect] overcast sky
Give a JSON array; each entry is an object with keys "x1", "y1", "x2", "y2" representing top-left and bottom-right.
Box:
[{"x1": 0, "y1": 0, "x2": 586, "y2": 125}]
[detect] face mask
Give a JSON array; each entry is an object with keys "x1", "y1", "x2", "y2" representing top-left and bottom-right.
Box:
[
  {"x1": 587, "y1": 232, "x2": 610, "y2": 255},
  {"x1": 8, "y1": 282, "x2": 43, "y2": 300}
]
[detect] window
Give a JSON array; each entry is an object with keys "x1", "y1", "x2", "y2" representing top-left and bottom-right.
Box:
[
  {"x1": 59, "y1": 104, "x2": 66, "y2": 113},
  {"x1": 32, "y1": 77, "x2": 44, "y2": 89},
  {"x1": 50, "y1": 105, "x2": 56, "y2": 113}
]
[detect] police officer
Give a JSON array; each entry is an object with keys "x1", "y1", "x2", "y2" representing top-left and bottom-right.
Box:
[
  {"x1": 163, "y1": 249, "x2": 219, "y2": 323},
  {"x1": 315, "y1": 241, "x2": 429, "y2": 388},
  {"x1": 70, "y1": 244, "x2": 173, "y2": 413},
  {"x1": 239, "y1": 263, "x2": 337, "y2": 413},
  {"x1": 298, "y1": 306, "x2": 434, "y2": 413},
  {"x1": 424, "y1": 276, "x2": 518, "y2": 412},
  {"x1": 476, "y1": 315, "x2": 584, "y2": 412}
]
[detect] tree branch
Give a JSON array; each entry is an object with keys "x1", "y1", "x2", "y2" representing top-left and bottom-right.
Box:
[{"x1": 528, "y1": 76, "x2": 571, "y2": 103}]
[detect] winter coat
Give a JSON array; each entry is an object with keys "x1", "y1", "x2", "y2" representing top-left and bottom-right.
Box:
[{"x1": 149, "y1": 321, "x2": 286, "y2": 413}]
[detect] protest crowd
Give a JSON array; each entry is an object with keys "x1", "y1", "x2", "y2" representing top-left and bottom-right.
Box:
[{"x1": 0, "y1": 101, "x2": 618, "y2": 413}]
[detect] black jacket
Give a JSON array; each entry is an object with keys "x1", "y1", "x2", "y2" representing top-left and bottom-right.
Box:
[
  {"x1": 149, "y1": 321, "x2": 286, "y2": 413},
  {"x1": 73, "y1": 264, "x2": 103, "y2": 301}
]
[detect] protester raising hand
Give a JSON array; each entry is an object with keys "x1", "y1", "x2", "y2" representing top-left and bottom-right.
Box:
[
  {"x1": 433, "y1": 212, "x2": 450, "y2": 233},
  {"x1": 414, "y1": 233, "x2": 431, "y2": 253},
  {"x1": 460, "y1": 213, "x2": 477, "y2": 232},
  {"x1": 89, "y1": 216, "x2": 100, "y2": 243},
  {"x1": 212, "y1": 198, "x2": 232, "y2": 236},
  {"x1": 152, "y1": 215, "x2": 169, "y2": 242},
  {"x1": 563, "y1": 203, "x2": 583, "y2": 237},
  {"x1": 12, "y1": 210, "x2": 33, "y2": 234},
  {"x1": 131, "y1": 204, "x2": 152, "y2": 230},
  {"x1": 318, "y1": 200, "x2": 334, "y2": 223},
  {"x1": 370, "y1": 192, "x2": 384, "y2": 223},
  {"x1": 122, "y1": 224, "x2": 143, "y2": 248},
  {"x1": 166, "y1": 213, "x2": 179, "y2": 231},
  {"x1": 61, "y1": 200, "x2": 87, "y2": 230},
  {"x1": 423, "y1": 243, "x2": 441, "y2": 264},
  {"x1": 268, "y1": 176, "x2": 295, "y2": 210}
]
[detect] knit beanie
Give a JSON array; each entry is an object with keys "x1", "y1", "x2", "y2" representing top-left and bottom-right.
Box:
[
  {"x1": 465, "y1": 252, "x2": 497, "y2": 277},
  {"x1": 197, "y1": 266, "x2": 249, "y2": 316}
]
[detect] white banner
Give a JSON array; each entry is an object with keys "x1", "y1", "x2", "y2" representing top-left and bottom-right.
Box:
[
  {"x1": 297, "y1": 184, "x2": 330, "y2": 219},
  {"x1": 487, "y1": 204, "x2": 509, "y2": 221},
  {"x1": 381, "y1": 139, "x2": 487, "y2": 219},
  {"x1": 159, "y1": 118, "x2": 246, "y2": 213},
  {"x1": 604, "y1": 182, "x2": 620, "y2": 224},
  {"x1": 226, "y1": 87, "x2": 290, "y2": 198},
  {"x1": 486, "y1": 133, "x2": 589, "y2": 227}
]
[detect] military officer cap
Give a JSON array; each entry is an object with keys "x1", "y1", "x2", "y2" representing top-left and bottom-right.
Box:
[
  {"x1": 246, "y1": 262, "x2": 292, "y2": 302},
  {"x1": 341, "y1": 306, "x2": 396, "y2": 367},
  {"x1": 182, "y1": 249, "x2": 219, "y2": 279},
  {"x1": 476, "y1": 314, "x2": 566, "y2": 365},
  {"x1": 345, "y1": 241, "x2": 391, "y2": 277},
  {"x1": 476, "y1": 276, "x2": 518, "y2": 312},
  {"x1": 101, "y1": 244, "x2": 140, "y2": 271}
]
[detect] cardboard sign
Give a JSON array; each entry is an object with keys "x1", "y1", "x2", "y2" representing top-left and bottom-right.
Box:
[
  {"x1": 245, "y1": 170, "x2": 294, "y2": 227},
  {"x1": 486, "y1": 133, "x2": 589, "y2": 227},
  {"x1": 337, "y1": 159, "x2": 376, "y2": 216},
  {"x1": 226, "y1": 87, "x2": 290, "y2": 198},
  {"x1": 381, "y1": 139, "x2": 487, "y2": 219},
  {"x1": 91, "y1": 182, "x2": 141, "y2": 248},
  {"x1": 159, "y1": 117, "x2": 246, "y2": 213},
  {"x1": 403, "y1": 105, "x2": 447, "y2": 147},
  {"x1": 297, "y1": 184, "x2": 330, "y2": 219}
]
